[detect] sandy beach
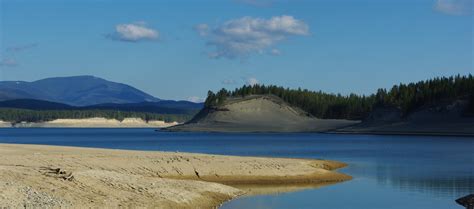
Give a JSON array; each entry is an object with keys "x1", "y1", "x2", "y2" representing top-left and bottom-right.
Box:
[
  {"x1": 0, "y1": 144, "x2": 351, "y2": 208},
  {"x1": 2, "y1": 118, "x2": 179, "y2": 128},
  {"x1": 0, "y1": 121, "x2": 10, "y2": 128}
]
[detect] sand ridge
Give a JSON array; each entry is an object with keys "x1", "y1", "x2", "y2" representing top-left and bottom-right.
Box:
[
  {"x1": 0, "y1": 121, "x2": 10, "y2": 128},
  {"x1": 5, "y1": 117, "x2": 179, "y2": 128},
  {"x1": 0, "y1": 144, "x2": 351, "y2": 208}
]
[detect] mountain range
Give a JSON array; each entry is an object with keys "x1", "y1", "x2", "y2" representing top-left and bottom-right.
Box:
[
  {"x1": 0, "y1": 76, "x2": 161, "y2": 106},
  {"x1": 0, "y1": 99, "x2": 202, "y2": 115}
]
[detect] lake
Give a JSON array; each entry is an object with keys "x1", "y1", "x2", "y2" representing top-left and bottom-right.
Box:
[{"x1": 0, "y1": 128, "x2": 472, "y2": 209}]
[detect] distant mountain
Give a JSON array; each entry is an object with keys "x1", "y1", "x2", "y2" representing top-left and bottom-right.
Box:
[
  {"x1": 0, "y1": 99, "x2": 203, "y2": 115},
  {"x1": 0, "y1": 76, "x2": 160, "y2": 106},
  {"x1": 86, "y1": 100, "x2": 203, "y2": 114},
  {"x1": 0, "y1": 99, "x2": 73, "y2": 110}
]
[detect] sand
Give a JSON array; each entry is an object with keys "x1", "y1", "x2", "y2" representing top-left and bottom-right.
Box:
[
  {"x1": 7, "y1": 117, "x2": 179, "y2": 128},
  {"x1": 0, "y1": 144, "x2": 351, "y2": 209},
  {"x1": 0, "y1": 121, "x2": 11, "y2": 128},
  {"x1": 168, "y1": 95, "x2": 359, "y2": 132}
]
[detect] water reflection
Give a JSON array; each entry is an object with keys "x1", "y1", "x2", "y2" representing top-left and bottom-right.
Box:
[
  {"x1": 230, "y1": 182, "x2": 341, "y2": 196},
  {"x1": 373, "y1": 168, "x2": 474, "y2": 198}
]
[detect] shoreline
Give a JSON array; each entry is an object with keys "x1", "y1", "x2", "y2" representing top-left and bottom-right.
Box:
[
  {"x1": 165, "y1": 127, "x2": 474, "y2": 137},
  {"x1": 0, "y1": 118, "x2": 179, "y2": 128},
  {"x1": 3, "y1": 124, "x2": 473, "y2": 137},
  {"x1": 325, "y1": 130, "x2": 474, "y2": 137},
  {"x1": 0, "y1": 143, "x2": 351, "y2": 208}
]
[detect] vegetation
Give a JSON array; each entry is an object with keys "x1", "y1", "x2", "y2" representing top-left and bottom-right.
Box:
[
  {"x1": 205, "y1": 75, "x2": 474, "y2": 120},
  {"x1": 467, "y1": 94, "x2": 474, "y2": 115},
  {"x1": 0, "y1": 108, "x2": 192, "y2": 123},
  {"x1": 204, "y1": 90, "x2": 228, "y2": 107}
]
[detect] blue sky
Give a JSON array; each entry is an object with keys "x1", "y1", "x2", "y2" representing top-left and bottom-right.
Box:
[{"x1": 0, "y1": 0, "x2": 472, "y2": 101}]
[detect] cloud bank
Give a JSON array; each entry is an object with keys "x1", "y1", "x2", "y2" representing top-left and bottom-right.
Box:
[
  {"x1": 107, "y1": 22, "x2": 159, "y2": 42},
  {"x1": 195, "y1": 15, "x2": 309, "y2": 59},
  {"x1": 435, "y1": 0, "x2": 473, "y2": 15}
]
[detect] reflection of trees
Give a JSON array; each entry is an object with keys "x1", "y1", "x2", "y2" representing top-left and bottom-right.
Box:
[
  {"x1": 377, "y1": 175, "x2": 473, "y2": 198},
  {"x1": 372, "y1": 164, "x2": 474, "y2": 198}
]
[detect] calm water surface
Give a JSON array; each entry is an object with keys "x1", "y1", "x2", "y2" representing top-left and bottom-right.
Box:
[{"x1": 0, "y1": 128, "x2": 472, "y2": 209}]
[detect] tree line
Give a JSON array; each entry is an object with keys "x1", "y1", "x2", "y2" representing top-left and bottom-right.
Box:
[
  {"x1": 0, "y1": 108, "x2": 192, "y2": 123},
  {"x1": 205, "y1": 74, "x2": 474, "y2": 120}
]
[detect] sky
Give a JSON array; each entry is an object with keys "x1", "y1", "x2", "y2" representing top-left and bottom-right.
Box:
[{"x1": 0, "y1": 0, "x2": 472, "y2": 102}]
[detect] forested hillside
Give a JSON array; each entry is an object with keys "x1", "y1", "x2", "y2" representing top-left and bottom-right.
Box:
[
  {"x1": 0, "y1": 99, "x2": 202, "y2": 114},
  {"x1": 0, "y1": 99, "x2": 201, "y2": 123},
  {"x1": 205, "y1": 75, "x2": 474, "y2": 120},
  {"x1": 0, "y1": 108, "x2": 191, "y2": 123}
]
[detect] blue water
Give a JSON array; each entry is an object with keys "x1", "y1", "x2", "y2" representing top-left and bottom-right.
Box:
[{"x1": 0, "y1": 128, "x2": 472, "y2": 209}]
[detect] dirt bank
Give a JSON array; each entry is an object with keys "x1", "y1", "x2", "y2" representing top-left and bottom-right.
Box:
[{"x1": 168, "y1": 95, "x2": 358, "y2": 132}]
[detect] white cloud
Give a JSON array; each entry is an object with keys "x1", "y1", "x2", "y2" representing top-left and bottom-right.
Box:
[
  {"x1": 434, "y1": 0, "x2": 473, "y2": 15},
  {"x1": 187, "y1": 96, "x2": 205, "y2": 103},
  {"x1": 0, "y1": 58, "x2": 18, "y2": 67},
  {"x1": 196, "y1": 15, "x2": 309, "y2": 59},
  {"x1": 194, "y1": 24, "x2": 210, "y2": 36},
  {"x1": 269, "y1": 48, "x2": 281, "y2": 56},
  {"x1": 246, "y1": 77, "x2": 259, "y2": 86},
  {"x1": 107, "y1": 22, "x2": 159, "y2": 42}
]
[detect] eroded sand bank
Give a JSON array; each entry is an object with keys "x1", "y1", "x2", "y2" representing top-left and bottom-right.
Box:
[
  {"x1": 4, "y1": 117, "x2": 179, "y2": 128},
  {"x1": 168, "y1": 96, "x2": 359, "y2": 132},
  {"x1": 0, "y1": 121, "x2": 10, "y2": 128},
  {"x1": 0, "y1": 144, "x2": 351, "y2": 208}
]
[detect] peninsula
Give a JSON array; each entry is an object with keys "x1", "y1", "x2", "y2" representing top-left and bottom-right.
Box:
[
  {"x1": 0, "y1": 144, "x2": 350, "y2": 208},
  {"x1": 169, "y1": 75, "x2": 474, "y2": 135}
]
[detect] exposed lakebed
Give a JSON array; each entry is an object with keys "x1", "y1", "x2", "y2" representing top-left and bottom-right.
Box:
[{"x1": 0, "y1": 128, "x2": 472, "y2": 209}]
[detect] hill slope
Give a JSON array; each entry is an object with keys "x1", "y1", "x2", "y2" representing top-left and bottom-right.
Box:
[
  {"x1": 182, "y1": 75, "x2": 473, "y2": 134},
  {"x1": 336, "y1": 100, "x2": 474, "y2": 136},
  {"x1": 168, "y1": 95, "x2": 358, "y2": 132},
  {"x1": 0, "y1": 76, "x2": 160, "y2": 106},
  {"x1": 0, "y1": 99, "x2": 202, "y2": 125},
  {"x1": 0, "y1": 99, "x2": 202, "y2": 114},
  {"x1": 0, "y1": 99, "x2": 73, "y2": 110}
]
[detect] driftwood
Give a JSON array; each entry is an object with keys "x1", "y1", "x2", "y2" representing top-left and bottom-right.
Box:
[{"x1": 40, "y1": 167, "x2": 75, "y2": 181}]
